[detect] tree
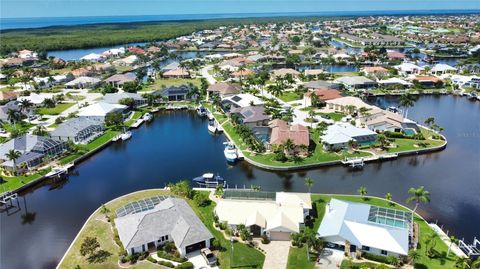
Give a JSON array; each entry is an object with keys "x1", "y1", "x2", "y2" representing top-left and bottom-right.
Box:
[
  {"x1": 6, "y1": 149, "x2": 21, "y2": 175},
  {"x1": 118, "y1": 97, "x2": 135, "y2": 107},
  {"x1": 42, "y1": 98, "x2": 56, "y2": 108},
  {"x1": 376, "y1": 134, "x2": 389, "y2": 149},
  {"x1": 357, "y1": 186, "x2": 367, "y2": 200},
  {"x1": 6, "y1": 109, "x2": 21, "y2": 130},
  {"x1": 122, "y1": 81, "x2": 140, "y2": 93},
  {"x1": 282, "y1": 139, "x2": 295, "y2": 156},
  {"x1": 424, "y1": 232, "x2": 438, "y2": 256},
  {"x1": 385, "y1": 192, "x2": 394, "y2": 205},
  {"x1": 424, "y1": 117, "x2": 435, "y2": 127},
  {"x1": 168, "y1": 180, "x2": 193, "y2": 199},
  {"x1": 304, "y1": 177, "x2": 314, "y2": 193},
  {"x1": 308, "y1": 109, "x2": 316, "y2": 127},
  {"x1": 399, "y1": 93, "x2": 417, "y2": 118},
  {"x1": 406, "y1": 186, "x2": 430, "y2": 213},
  {"x1": 455, "y1": 256, "x2": 471, "y2": 269},
  {"x1": 32, "y1": 125, "x2": 48, "y2": 136},
  {"x1": 80, "y1": 237, "x2": 100, "y2": 257},
  {"x1": 408, "y1": 249, "x2": 420, "y2": 266},
  {"x1": 19, "y1": 99, "x2": 33, "y2": 115},
  {"x1": 104, "y1": 111, "x2": 124, "y2": 130}
]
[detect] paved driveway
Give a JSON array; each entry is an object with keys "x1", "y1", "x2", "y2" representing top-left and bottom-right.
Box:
[
  {"x1": 185, "y1": 250, "x2": 219, "y2": 269},
  {"x1": 316, "y1": 248, "x2": 344, "y2": 269},
  {"x1": 255, "y1": 239, "x2": 291, "y2": 269}
]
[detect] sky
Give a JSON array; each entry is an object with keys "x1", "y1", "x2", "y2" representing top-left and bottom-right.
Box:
[{"x1": 1, "y1": 0, "x2": 480, "y2": 18}]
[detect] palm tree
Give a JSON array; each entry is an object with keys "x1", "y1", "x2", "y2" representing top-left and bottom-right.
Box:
[
  {"x1": 406, "y1": 186, "x2": 430, "y2": 213},
  {"x1": 308, "y1": 109, "x2": 316, "y2": 128},
  {"x1": 32, "y1": 125, "x2": 48, "y2": 136},
  {"x1": 455, "y1": 256, "x2": 471, "y2": 269},
  {"x1": 399, "y1": 93, "x2": 417, "y2": 118},
  {"x1": 408, "y1": 249, "x2": 420, "y2": 266},
  {"x1": 211, "y1": 95, "x2": 221, "y2": 113},
  {"x1": 472, "y1": 259, "x2": 480, "y2": 269},
  {"x1": 385, "y1": 192, "x2": 393, "y2": 205},
  {"x1": 6, "y1": 149, "x2": 22, "y2": 175},
  {"x1": 7, "y1": 109, "x2": 21, "y2": 130},
  {"x1": 424, "y1": 117, "x2": 435, "y2": 127},
  {"x1": 424, "y1": 232, "x2": 438, "y2": 256},
  {"x1": 376, "y1": 134, "x2": 389, "y2": 149},
  {"x1": 282, "y1": 139, "x2": 295, "y2": 156},
  {"x1": 19, "y1": 99, "x2": 33, "y2": 115},
  {"x1": 357, "y1": 186, "x2": 367, "y2": 200},
  {"x1": 304, "y1": 177, "x2": 314, "y2": 193}
]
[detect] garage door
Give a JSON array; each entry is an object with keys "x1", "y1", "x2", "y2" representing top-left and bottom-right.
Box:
[
  {"x1": 185, "y1": 240, "x2": 206, "y2": 254},
  {"x1": 270, "y1": 231, "x2": 291, "y2": 241}
]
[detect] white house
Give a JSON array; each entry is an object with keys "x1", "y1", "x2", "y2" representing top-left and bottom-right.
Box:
[
  {"x1": 430, "y1": 64, "x2": 456, "y2": 76},
  {"x1": 77, "y1": 102, "x2": 127, "y2": 120},
  {"x1": 321, "y1": 123, "x2": 377, "y2": 150},
  {"x1": 215, "y1": 192, "x2": 311, "y2": 241},
  {"x1": 317, "y1": 199, "x2": 412, "y2": 257},
  {"x1": 395, "y1": 63, "x2": 424, "y2": 76},
  {"x1": 80, "y1": 53, "x2": 104, "y2": 62}
]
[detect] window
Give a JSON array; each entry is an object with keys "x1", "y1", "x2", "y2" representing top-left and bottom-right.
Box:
[
  {"x1": 381, "y1": 250, "x2": 388, "y2": 255},
  {"x1": 161, "y1": 236, "x2": 164, "y2": 241},
  {"x1": 165, "y1": 235, "x2": 169, "y2": 241},
  {"x1": 362, "y1": 246, "x2": 370, "y2": 251}
]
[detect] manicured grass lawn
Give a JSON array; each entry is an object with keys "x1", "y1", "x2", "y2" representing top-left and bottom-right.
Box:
[
  {"x1": 2, "y1": 121, "x2": 35, "y2": 134},
  {"x1": 37, "y1": 103, "x2": 75, "y2": 115},
  {"x1": 291, "y1": 194, "x2": 458, "y2": 269},
  {"x1": 125, "y1": 111, "x2": 143, "y2": 127},
  {"x1": 187, "y1": 193, "x2": 265, "y2": 269},
  {"x1": 317, "y1": 112, "x2": 345, "y2": 122},
  {"x1": 59, "y1": 190, "x2": 264, "y2": 269},
  {"x1": 278, "y1": 91, "x2": 303, "y2": 102},
  {"x1": 222, "y1": 122, "x2": 370, "y2": 167},
  {"x1": 387, "y1": 127, "x2": 445, "y2": 153},
  {"x1": 141, "y1": 78, "x2": 202, "y2": 91},
  {"x1": 286, "y1": 246, "x2": 316, "y2": 269},
  {"x1": 0, "y1": 168, "x2": 51, "y2": 193}
]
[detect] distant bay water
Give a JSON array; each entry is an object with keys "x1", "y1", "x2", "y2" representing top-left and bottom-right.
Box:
[{"x1": 1, "y1": 10, "x2": 479, "y2": 30}]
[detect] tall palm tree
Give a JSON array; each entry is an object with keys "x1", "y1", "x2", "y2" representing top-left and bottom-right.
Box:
[
  {"x1": 6, "y1": 149, "x2": 22, "y2": 175},
  {"x1": 19, "y1": 99, "x2": 33, "y2": 115},
  {"x1": 408, "y1": 249, "x2": 420, "y2": 266},
  {"x1": 357, "y1": 186, "x2": 367, "y2": 200},
  {"x1": 304, "y1": 177, "x2": 314, "y2": 193},
  {"x1": 385, "y1": 192, "x2": 393, "y2": 205},
  {"x1": 399, "y1": 93, "x2": 417, "y2": 118},
  {"x1": 406, "y1": 186, "x2": 430, "y2": 213},
  {"x1": 283, "y1": 139, "x2": 295, "y2": 156},
  {"x1": 6, "y1": 109, "x2": 21, "y2": 130}
]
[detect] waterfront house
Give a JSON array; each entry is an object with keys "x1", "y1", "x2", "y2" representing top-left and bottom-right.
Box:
[
  {"x1": 361, "y1": 66, "x2": 389, "y2": 78},
  {"x1": 321, "y1": 123, "x2": 377, "y2": 150},
  {"x1": 162, "y1": 68, "x2": 190, "y2": 78},
  {"x1": 303, "y1": 89, "x2": 342, "y2": 107},
  {"x1": 207, "y1": 82, "x2": 241, "y2": 100},
  {"x1": 65, "y1": 76, "x2": 101, "y2": 89},
  {"x1": 317, "y1": 199, "x2": 412, "y2": 257},
  {"x1": 71, "y1": 67, "x2": 91, "y2": 77},
  {"x1": 377, "y1": 77, "x2": 413, "y2": 89},
  {"x1": 115, "y1": 197, "x2": 213, "y2": 256},
  {"x1": 50, "y1": 117, "x2": 105, "y2": 144},
  {"x1": 33, "y1": 75, "x2": 67, "y2": 88},
  {"x1": 77, "y1": 102, "x2": 127, "y2": 121},
  {"x1": 304, "y1": 80, "x2": 342, "y2": 90},
  {"x1": 215, "y1": 191, "x2": 311, "y2": 240},
  {"x1": 221, "y1": 93, "x2": 263, "y2": 110},
  {"x1": 154, "y1": 85, "x2": 192, "y2": 101},
  {"x1": 103, "y1": 92, "x2": 147, "y2": 107},
  {"x1": 386, "y1": 50, "x2": 406, "y2": 60},
  {"x1": 161, "y1": 62, "x2": 180, "y2": 72},
  {"x1": 229, "y1": 106, "x2": 269, "y2": 128},
  {"x1": 18, "y1": 93, "x2": 57, "y2": 106},
  {"x1": 271, "y1": 68, "x2": 300, "y2": 79},
  {"x1": 325, "y1": 96, "x2": 375, "y2": 113},
  {"x1": 269, "y1": 119, "x2": 310, "y2": 154},
  {"x1": 0, "y1": 134, "x2": 67, "y2": 172},
  {"x1": 358, "y1": 109, "x2": 419, "y2": 133},
  {"x1": 413, "y1": 76, "x2": 443, "y2": 88},
  {"x1": 113, "y1": 55, "x2": 138, "y2": 66},
  {"x1": 105, "y1": 73, "x2": 137, "y2": 89},
  {"x1": 395, "y1": 63, "x2": 424, "y2": 76},
  {"x1": 335, "y1": 76, "x2": 377, "y2": 91},
  {"x1": 429, "y1": 64, "x2": 457, "y2": 76}
]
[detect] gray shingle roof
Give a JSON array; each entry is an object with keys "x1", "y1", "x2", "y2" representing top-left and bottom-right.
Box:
[
  {"x1": 103, "y1": 92, "x2": 146, "y2": 104},
  {"x1": 50, "y1": 117, "x2": 103, "y2": 137},
  {"x1": 115, "y1": 197, "x2": 213, "y2": 250}
]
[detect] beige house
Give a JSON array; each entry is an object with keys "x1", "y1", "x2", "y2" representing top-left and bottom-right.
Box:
[{"x1": 325, "y1": 96, "x2": 375, "y2": 113}]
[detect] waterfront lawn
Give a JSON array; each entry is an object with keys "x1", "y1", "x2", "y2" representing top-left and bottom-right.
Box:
[
  {"x1": 317, "y1": 112, "x2": 345, "y2": 122},
  {"x1": 187, "y1": 193, "x2": 265, "y2": 269},
  {"x1": 0, "y1": 168, "x2": 51, "y2": 192},
  {"x1": 125, "y1": 111, "x2": 143, "y2": 127},
  {"x1": 141, "y1": 78, "x2": 202, "y2": 91},
  {"x1": 278, "y1": 91, "x2": 303, "y2": 102},
  {"x1": 59, "y1": 130, "x2": 119, "y2": 165},
  {"x1": 37, "y1": 103, "x2": 75, "y2": 115},
  {"x1": 290, "y1": 194, "x2": 458, "y2": 269},
  {"x1": 387, "y1": 127, "x2": 445, "y2": 153},
  {"x1": 222, "y1": 122, "x2": 370, "y2": 167}
]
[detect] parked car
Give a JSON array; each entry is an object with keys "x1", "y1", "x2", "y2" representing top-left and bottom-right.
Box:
[{"x1": 200, "y1": 248, "x2": 217, "y2": 266}]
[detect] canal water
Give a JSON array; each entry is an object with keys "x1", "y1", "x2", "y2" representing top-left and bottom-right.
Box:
[{"x1": 1, "y1": 95, "x2": 479, "y2": 269}]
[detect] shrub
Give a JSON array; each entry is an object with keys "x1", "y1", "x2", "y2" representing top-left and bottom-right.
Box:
[
  {"x1": 158, "y1": 260, "x2": 175, "y2": 268},
  {"x1": 156, "y1": 250, "x2": 188, "y2": 263},
  {"x1": 55, "y1": 116, "x2": 65, "y2": 124},
  {"x1": 176, "y1": 261, "x2": 194, "y2": 269},
  {"x1": 211, "y1": 238, "x2": 222, "y2": 250},
  {"x1": 362, "y1": 252, "x2": 401, "y2": 265},
  {"x1": 384, "y1": 131, "x2": 406, "y2": 139},
  {"x1": 146, "y1": 255, "x2": 156, "y2": 263},
  {"x1": 261, "y1": 235, "x2": 270, "y2": 244},
  {"x1": 219, "y1": 221, "x2": 228, "y2": 230},
  {"x1": 193, "y1": 191, "x2": 211, "y2": 207}
]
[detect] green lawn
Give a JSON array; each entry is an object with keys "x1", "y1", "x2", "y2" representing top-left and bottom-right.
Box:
[
  {"x1": 37, "y1": 103, "x2": 75, "y2": 115},
  {"x1": 317, "y1": 112, "x2": 345, "y2": 122},
  {"x1": 0, "y1": 168, "x2": 51, "y2": 193},
  {"x1": 59, "y1": 189, "x2": 264, "y2": 269},
  {"x1": 278, "y1": 91, "x2": 303, "y2": 102},
  {"x1": 125, "y1": 111, "x2": 143, "y2": 127},
  {"x1": 2, "y1": 121, "x2": 35, "y2": 134},
  {"x1": 141, "y1": 78, "x2": 202, "y2": 91},
  {"x1": 387, "y1": 127, "x2": 445, "y2": 153},
  {"x1": 288, "y1": 194, "x2": 458, "y2": 269},
  {"x1": 187, "y1": 193, "x2": 265, "y2": 269},
  {"x1": 222, "y1": 122, "x2": 370, "y2": 167},
  {"x1": 286, "y1": 246, "x2": 316, "y2": 269}
]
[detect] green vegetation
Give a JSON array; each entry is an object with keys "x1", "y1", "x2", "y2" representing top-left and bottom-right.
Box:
[
  {"x1": 0, "y1": 16, "x2": 330, "y2": 54},
  {"x1": 125, "y1": 111, "x2": 143, "y2": 127},
  {"x1": 0, "y1": 168, "x2": 51, "y2": 192},
  {"x1": 37, "y1": 103, "x2": 75, "y2": 115},
  {"x1": 387, "y1": 127, "x2": 445, "y2": 153},
  {"x1": 286, "y1": 245, "x2": 316, "y2": 269},
  {"x1": 317, "y1": 112, "x2": 345, "y2": 122},
  {"x1": 59, "y1": 130, "x2": 119, "y2": 165},
  {"x1": 2, "y1": 121, "x2": 35, "y2": 134},
  {"x1": 278, "y1": 91, "x2": 303, "y2": 102},
  {"x1": 141, "y1": 78, "x2": 202, "y2": 91}
]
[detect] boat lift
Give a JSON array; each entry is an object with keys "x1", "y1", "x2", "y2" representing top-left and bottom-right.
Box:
[
  {"x1": 342, "y1": 157, "x2": 365, "y2": 169},
  {"x1": 459, "y1": 237, "x2": 480, "y2": 258},
  {"x1": 0, "y1": 191, "x2": 20, "y2": 215}
]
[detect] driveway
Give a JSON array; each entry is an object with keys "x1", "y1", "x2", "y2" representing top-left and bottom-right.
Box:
[
  {"x1": 200, "y1": 65, "x2": 217, "y2": 85},
  {"x1": 254, "y1": 239, "x2": 291, "y2": 269},
  {"x1": 316, "y1": 248, "x2": 344, "y2": 269},
  {"x1": 185, "y1": 250, "x2": 219, "y2": 269}
]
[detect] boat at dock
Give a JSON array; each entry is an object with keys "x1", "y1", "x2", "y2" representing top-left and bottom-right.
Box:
[
  {"x1": 342, "y1": 157, "x2": 365, "y2": 169},
  {"x1": 143, "y1": 113, "x2": 153, "y2": 122},
  {"x1": 192, "y1": 173, "x2": 226, "y2": 188},
  {"x1": 223, "y1": 142, "x2": 238, "y2": 163},
  {"x1": 196, "y1": 106, "x2": 208, "y2": 117},
  {"x1": 208, "y1": 119, "x2": 222, "y2": 134},
  {"x1": 45, "y1": 163, "x2": 74, "y2": 178},
  {"x1": 121, "y1": 131, "x2": 132, "y2": 141}
]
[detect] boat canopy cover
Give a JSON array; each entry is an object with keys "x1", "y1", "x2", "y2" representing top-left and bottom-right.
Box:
[{"x1": 203, "y1": 173, "x2": 214, "y2": 178}]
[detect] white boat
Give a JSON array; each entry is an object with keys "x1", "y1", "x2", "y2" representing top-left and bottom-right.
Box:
[
  {"x1": 121, "y1": 131, "x2": 132, "y2": 141},
  {"x1": 197, "y1": 106, "x2": 208, "y2": 117},
  {"x1": 112, "y1": 134, "x2": 122, "y2": 142},
  {"x1": 46, "y1": 164, "x2": 73, "y2": 178},
  {"x1": 208, "y1": 119, "x2": 218, "y2": 134},
  {"x1": 223, "y1": 142, "x2": 238, "y2": 163},
  {"x1": 143, "y1": 113, "x2": 153, "y2": 122},
  {"x1": 192, "y1": 173, "x2": 226, "y2": 188}
]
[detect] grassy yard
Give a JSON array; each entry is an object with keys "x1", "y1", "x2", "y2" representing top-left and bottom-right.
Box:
[
  {"x1": 0, "y1": 168, "x2": 51, "y2": 193},
  {"x1": 141, "y1": 78, "x2": 202, "y2": 91},
  {"x1": 387, "y1": 127, "x2": 445, "y2": 153},
  {"x1": 278, "y1": 91, "x2": 303, "y2": 102},
  {"x1": 125, "y1": 111, "x2": 143, "y2": 127},
  {"x1": 317, "y1": 112, "x2": 345, "y2": 122},
  {"x1": 2, "y1": 121, "x2": 35, "y2": 134},
  {"x1": 59, "y1": 189, "x2": 264, "y2": 269},
  {"x1": 287, "y1": 194, "x2": 458, "y2": 269},
  {"x1": 286, "y1": 246, "x2": 316, "y2": 269},
  {"x1": 37, "y1": 103, "x2": 75, "y2": 115},
  {"x1": 222, "y1": 122, "x2": 370, "y2": 167}
]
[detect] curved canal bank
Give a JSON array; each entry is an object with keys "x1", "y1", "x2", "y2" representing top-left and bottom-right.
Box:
[{"x1": 0, "y1": 95, "x2": 479, "y2": 269}]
